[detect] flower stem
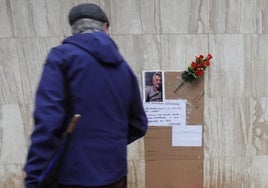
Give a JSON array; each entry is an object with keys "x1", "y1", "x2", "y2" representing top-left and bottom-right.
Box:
[{"x1": 173, "y1": 80, "x2": 185, "y2": 93}]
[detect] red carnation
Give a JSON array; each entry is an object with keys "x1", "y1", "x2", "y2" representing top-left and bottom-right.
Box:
[
  {"x1": 207, "y1": 53, "x2": 213, "y2": 60},
  {"x1": 198, "y1": 62, "x2": 204, "y2": 68},
  {"x1": 191, "y1": 62, "x2": 197, "y2": 70},
  {"x1": 196, "y1": 69, "x2": 203, "y2": 76},
  {"x1": 204, "y1": 60, "x2": 210, "y2": 66},
  {"x1": 198, "y1": 55, "x2": 204, "y2": 59}
]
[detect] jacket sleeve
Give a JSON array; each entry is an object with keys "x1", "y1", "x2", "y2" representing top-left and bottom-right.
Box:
[
  {"x1": 128, "y1": 75, "x2": 148, "y2": 144},
  {"x1": 24, "y1": 48, "x2": 67, "y2": 188}
]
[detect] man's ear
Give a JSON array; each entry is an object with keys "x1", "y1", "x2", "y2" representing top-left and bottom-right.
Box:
[{"x1": 103, "y1": 23, "x2": 109, "y2": 32}]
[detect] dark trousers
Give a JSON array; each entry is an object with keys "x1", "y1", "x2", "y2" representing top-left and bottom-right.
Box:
[{"x1": 59, "y1": 176, "x2": 127, "y2": 188}]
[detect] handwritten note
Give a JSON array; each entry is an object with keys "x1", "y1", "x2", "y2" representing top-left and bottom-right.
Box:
[{"x1": 144, "y1": 100, "x2": 186, "y2": 126}]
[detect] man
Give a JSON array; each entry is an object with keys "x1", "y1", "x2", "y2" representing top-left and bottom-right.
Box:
[
  {"x1": 24, "y1": 3, "x2": 148, "y2": 188},
  {"x1": 145, "y1": 71, "x2": 163, "y2": 102}
]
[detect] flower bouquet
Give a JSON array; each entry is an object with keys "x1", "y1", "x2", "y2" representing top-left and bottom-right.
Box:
[{"x1": 174, "y1": 53, "x2": 213, "y2": 93}]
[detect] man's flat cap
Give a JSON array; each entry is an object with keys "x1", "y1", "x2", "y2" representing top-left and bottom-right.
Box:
[{"x1": 68, "y1": 3, "x2": 109, "y2": 26}]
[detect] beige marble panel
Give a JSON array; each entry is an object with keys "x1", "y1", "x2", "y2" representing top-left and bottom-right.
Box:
[
  {"x1": 251, "y1": 97, "x2": 268, "y2": 155},
  {"x1": 3, "y1": 0, "x2": 73, "y2": 37},
  {"x1": 160, "y1": 34, "x2": 208, "y2": 70},
  {"x1": 0, "y1": 0, "x2": 15, "y2": 37},
  {"x1": 204, "y1": 156, "x2": 268, "y2": 188},
  {"x1": 109, "y1": 0, "x2": 160, "y2": 34},
  {"x1": 112, "y1": 35, "x2": 162, "y2": 83},
  {"x1": 0, "y1": 37, "x2": 62, "y2": 104},
  {"x1": 72, "y1": 0, "x2": 99, "y2": 5},
  {"x1": 0, "y1": 164, "x2": 24, "y2": 188},
  {"x1": 7, "y1": 0, "x2": 35, "y2": 37},
  {"x1": 208, "y1": 34, "x2": 254, "y2": 97},
  {"x1": 209, "y1": 0, "x2": 259, "y2": 34},
  {"x1": 257, "y1": 0, "x2": 268, "y2": 33},
  {"x1": 21, "y1": 103, "x2": 34, "y2": 147},
  {"x1": 208, "y1": 34, "x2": 268, "y2": 98},
  {"x1": 15, "y1": 37, "x2": 62, "y2": 103},
  {"x1": 248, "y1": 156, "x2": 268, "y2": 188},
  {"x1": 28, "y1": 0, "x2": 72, "y2": 37},
  {"x1": 204, "y1": 97, "x2": 256, "y2": 158},
  {"x1": 127, "y1": 159, "x2": 145, "y2": 188},
  {"x1": 113, "y1": 34, "x2": 209, "y2": 78},
  {"x1": 0, "y1": 38, "x2": 21, "y2": 104},
  {"x1": 204, "y1": 157, "x2": 252, "y2": 188},
  {"x1": 0, "y1": 104, "x2": 27, "y2": 164},
  {"x1": 128, "y1": 139, "x2": 145, "y2": 160},
  {"x1": 8, "y1": 0, "x2": 113, "y2": 38},
  {"x1": 255, "y1": 34, "x2": 268, "y2": 97},
  {"x1": 160, "y1": 0, "x2": 209, "y2": 33},
  {"x1": 204, "y1": 96, "x2": 268, "y2": 187}
]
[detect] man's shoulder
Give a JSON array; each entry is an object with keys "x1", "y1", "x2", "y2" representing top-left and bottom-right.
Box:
[{"x1": 145, "y1": 86, "x2": 153, "y2": 93}]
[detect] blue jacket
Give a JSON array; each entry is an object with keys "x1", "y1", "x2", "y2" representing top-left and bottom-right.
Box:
[{"x1": 24, "y1": 32, "x2": 148, "y2": 187}]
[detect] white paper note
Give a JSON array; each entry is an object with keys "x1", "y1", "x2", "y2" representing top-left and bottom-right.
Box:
[
  {"x1": 172, "y1": 125, "x2": 202, "y2": 146},
  {"x1": 144, "y1": 100, "x2": 186, "y2": 126}
]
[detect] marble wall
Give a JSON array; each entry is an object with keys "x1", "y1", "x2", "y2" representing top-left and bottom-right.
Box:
[{"x1": 0, "y1": 0, "x2": 268, "y2": 187}]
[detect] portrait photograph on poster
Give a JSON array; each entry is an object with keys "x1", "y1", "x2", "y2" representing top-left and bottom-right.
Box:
[
  {"x1": 142, "y1": 70, "x2": 164, "y2": 103},
  {"x1": 142, "y1": 71, "x2": 186, "y2": 127}
]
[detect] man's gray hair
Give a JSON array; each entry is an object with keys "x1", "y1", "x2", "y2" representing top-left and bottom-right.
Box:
[{"x1": 71, "y1": 18, "x2": 104, "y2": 34}]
